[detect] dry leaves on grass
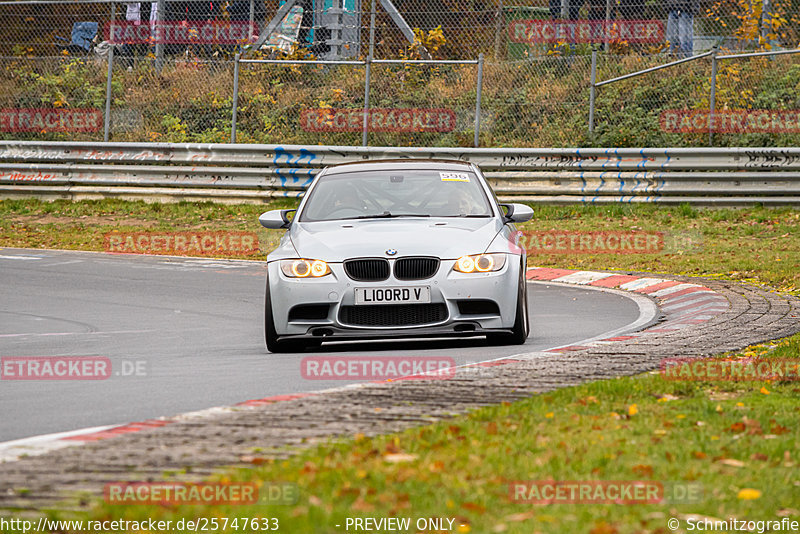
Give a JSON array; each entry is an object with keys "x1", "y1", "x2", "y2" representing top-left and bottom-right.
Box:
[
  {"x1": 461, "y1": 502, "x2": 486, "y2": 514},
  {"x1": 589, "y1": 520, "x2": 619, "y2": 534},
  {"x1": 632, "y1": 464, "x2": 654, "y2": 477},
  {"x1": 504, "y1": 512, "x2": 535, "y2": 522},
  {"x1": 729, "y1": 417, "x2": 764, "y2": 435},
  {"x1": 771, "y1": 423, "x2": 790, "y2": 435},
  {"x1": 383, "y1": 453, "x2": 418, "y2": 464},
  {"x1": 717, "y1": 458, "x2": 746, "y2": 468},
  {"x1": 737, "y1": 488, "x2": 762, "y2": 500}
]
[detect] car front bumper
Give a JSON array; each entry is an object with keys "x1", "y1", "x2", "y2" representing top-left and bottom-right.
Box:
[{"x1": 267, "y1": 257, "x2": 522, "y2": 340}]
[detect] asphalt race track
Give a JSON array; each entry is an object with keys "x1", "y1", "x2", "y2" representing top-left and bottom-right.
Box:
[{"x1": 0, "y1": 248, "x2": 643, "y2": 442}]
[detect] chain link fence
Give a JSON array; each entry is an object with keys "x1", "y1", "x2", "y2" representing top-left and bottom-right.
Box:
[
  {"x1": 365, "y1": 61, "x2": 480, "y2": 146},
  {"x1": 234, "y1": 60, "x2": 365, "y2": 145},
  {"x1": 590, "y1": 48, "x2": 800, "y2": 147},
  {"x1": 711, "y1": 51, "x2": 800, "y2": 146},
  {"x1": 482, "y1": 55, "x2": 592, "y2": 147},
  {"x1": 1, "y1": 0, "x2": 799, "y2": 147},
  {"x1": 591, "y1": 52, "x2": 711, "y2": 147},
  {"x1": 110, "y1": 58, "x2": 234, "y2": 142},
  {"x1": 0, "y1": 55, "x2": 108, "y2": 141}
]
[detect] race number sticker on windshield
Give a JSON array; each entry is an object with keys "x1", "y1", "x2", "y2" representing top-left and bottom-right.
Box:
[
  {"x1": 440, "y1": 172, "x2": 470, "y2": 182},
  {"x1": 355, "y1": 286, "x2": 431, "y2": 305}
]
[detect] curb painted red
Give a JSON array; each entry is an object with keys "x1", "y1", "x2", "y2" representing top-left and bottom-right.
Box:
[
  {"x1": 526, "y1": 268, "x2": 728, "y2": 350},
  {"x1": 60, "y1": 419, "x2": 172, "y2": 441},
  {"x1": 235, "y1": 393, "x2": 316, "y2": 407},
  {"x1": 39, "y1": 268, "x2": 727, "y2": 448}
]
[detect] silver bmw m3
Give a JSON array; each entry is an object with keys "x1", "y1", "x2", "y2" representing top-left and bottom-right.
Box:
[{"x1": 258, "y1": 159, "x2": 534, "y2": 353}]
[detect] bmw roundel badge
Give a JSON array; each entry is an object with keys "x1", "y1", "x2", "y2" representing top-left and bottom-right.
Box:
[{"x1": 386, "y1": 249, "x2": 397, "y2": 256}]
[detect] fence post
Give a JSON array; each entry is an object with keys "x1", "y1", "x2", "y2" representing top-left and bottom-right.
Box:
[
  {"x1": 104, "y1": 49, "x2": 114, "y2": 142},
  {"x1": 588, "y1": 46, "x2": 597, "y2": 135},
  {"x1": 368, "y1": 0, "x2": 377, "y2": 58},
  {"x1": 474, "y1": 53, "x2": 484, "y2": 148},
  {"x1": 493, "y1": 0, "x2": 504, "y2": 61},
  {"x1": 362, "y1": 0, "x2": 377, "y2": 146},
  {"x1": 709, "y1": 46, "x2": 718, "y2": 146},
  {"x1": 249, "y1": 0, "x2": 255, "y2": 30},
  {"x1": 231, "y1": 53, "x2": 240, "y2": 143},
  {"x1": 155, "y1": 0, "x2": 165, "y2": 72},
  {"x1": 362, "y1": 60, "x2": 371, "y2": 146},
  {"x1": 103, "y1": 1, "x2": 116, "y2": 142}
]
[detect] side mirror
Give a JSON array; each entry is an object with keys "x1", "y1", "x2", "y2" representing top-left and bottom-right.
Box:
[
  {"x1": 500, "y1": 203, "x2": 534, "y2": 223},
  {"x1": 259, "y1": 209, "x2": 295, "y2": 229}
]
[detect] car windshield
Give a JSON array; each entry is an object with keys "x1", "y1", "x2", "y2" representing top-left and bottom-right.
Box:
[{"x1": 299, "y1": 169, "x2": 493, "y2": 222}]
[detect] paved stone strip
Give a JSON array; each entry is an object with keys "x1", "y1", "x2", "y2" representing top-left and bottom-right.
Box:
[{"x1": 0, "y1": 270, "x2": 798, "y2": 511}]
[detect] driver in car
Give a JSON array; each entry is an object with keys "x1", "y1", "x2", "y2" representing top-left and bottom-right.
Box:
[
  {"x1": 328, "y1": 182, "x2": 368, "y2": 214},
  {"x1": 444, "y1": 186, "x2": 475, "y2": 216}
]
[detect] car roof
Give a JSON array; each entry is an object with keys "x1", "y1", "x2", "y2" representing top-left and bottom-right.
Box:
[{"x1": 324, "y1": 159, "x2": 474, "y2": 175}]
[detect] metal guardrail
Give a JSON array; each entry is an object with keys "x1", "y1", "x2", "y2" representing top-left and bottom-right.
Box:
[{"x1": 1, "y1": 141, "x2": 799, "y2": 205}]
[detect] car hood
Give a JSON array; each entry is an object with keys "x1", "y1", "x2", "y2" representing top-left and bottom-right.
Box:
[{"x1": 289, "y1": 218, "x2": 503, "y2": 262}]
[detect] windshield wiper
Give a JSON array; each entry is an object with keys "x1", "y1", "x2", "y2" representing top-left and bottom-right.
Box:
[{"x1": 343, "y1": 212, "x2": 431, "y2": 220}]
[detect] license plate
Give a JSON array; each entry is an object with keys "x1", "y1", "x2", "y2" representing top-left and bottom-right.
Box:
[{"x1": 355, "y1": 286, "x2": 431, "y2": 305}]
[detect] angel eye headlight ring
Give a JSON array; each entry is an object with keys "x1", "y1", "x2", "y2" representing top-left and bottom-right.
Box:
[
  {"x1": 453, "y1": 253, "x2": 506, "y2": 273},
  {"x1": 280, "y1": 259, "x2": 331, "y2": 278}
]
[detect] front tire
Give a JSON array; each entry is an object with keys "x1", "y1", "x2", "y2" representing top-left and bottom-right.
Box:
[
  {"x1": 487, "y1": 261, "x2": 529, "y2": 346},
  {"x1": 265, "y1": 274, "x2": 316, "y2": 353}
]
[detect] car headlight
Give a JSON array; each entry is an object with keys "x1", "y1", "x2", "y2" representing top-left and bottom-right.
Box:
[
  {"x1": 280, "y1": 259, "x2": 331, "y2": 278},
  {"x1": 453, "y1": 253, "x2": 506, "y2": 273}
]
